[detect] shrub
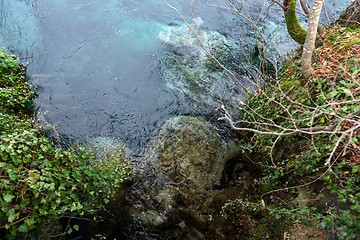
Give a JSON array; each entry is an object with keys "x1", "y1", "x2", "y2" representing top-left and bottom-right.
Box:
[
  {"x1": 225, "y1": 26, "x2": 359, "y2": 239},
  {"x1": 0, "y1": 49, "x2": 131, "y2": 238},
  {"x1": 0, "y1": 50, "x2": 36, "y2": 115}
]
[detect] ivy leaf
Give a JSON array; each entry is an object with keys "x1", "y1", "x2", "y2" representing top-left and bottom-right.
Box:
[
  {"x1": 24, "y1": 217, "x2": 35, "y2": 229},
  {"x1": 342, "y1": 88, "x2": 353, "y2": 98},
  {"x1": 7, "y1": 209, "x2": 16, "y2": 223},
  {"x1": 18, "y1": 223, "x2": 29, "y2": 233},
  {"x1": 8, "y1": 171, "x2": 18, "y2": 181},
  {"x1": 73, "y1": 224, "x2": 79, "y2": 231},
  {"x1": 3, "y1": 193, "x2": 15, "y2": 203},
  {"x1": 20, "y1": 198, "x2": 30, "y2": 208}
]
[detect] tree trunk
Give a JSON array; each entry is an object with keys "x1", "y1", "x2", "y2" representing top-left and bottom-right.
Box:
[
  {"x1": 301, "y1": 0, "x2": 324, "y2": 79},
  {"x1": 299, "y1": 0, "x2": 325, "y2": 35},
  {"x1": 283, "y1": 0, "x2": 307, "y2": 44}
]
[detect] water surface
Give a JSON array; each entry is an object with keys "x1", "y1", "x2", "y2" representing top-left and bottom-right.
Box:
[{"x1": 0, "y1": 0, "x2": 349, "y2": 150}]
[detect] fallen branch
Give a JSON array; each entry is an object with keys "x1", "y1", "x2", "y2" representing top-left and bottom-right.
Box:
[{"x1": 218, "y1": 110, "x2": 339, "y2": 137}]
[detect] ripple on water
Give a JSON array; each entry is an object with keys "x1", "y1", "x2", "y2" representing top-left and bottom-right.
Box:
[{"x1": 0, "y1": 0, "x2": 350, "y2": 153}]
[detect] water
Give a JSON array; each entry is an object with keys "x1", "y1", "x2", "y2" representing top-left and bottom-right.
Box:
[{"x1": 0, "y1": 0, "x2": 349, "y2": 151}]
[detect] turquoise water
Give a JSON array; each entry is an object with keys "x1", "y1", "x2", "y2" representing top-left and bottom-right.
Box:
[{"x1": 0, "y1": 0, "x2": 349, "y2": 150}]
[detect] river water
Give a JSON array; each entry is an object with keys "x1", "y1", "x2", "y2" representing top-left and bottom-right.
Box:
[{"x1": 0, "y1": 0, "x2": 349, "y2": 151}]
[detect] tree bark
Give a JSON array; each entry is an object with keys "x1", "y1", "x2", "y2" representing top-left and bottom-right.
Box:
[
  {"x1": 283, "y1": 0, "x2": 307, "y2": 44},
  {"x1": 301, "y1": 0, "x2": 324, "y2": 79},
  {"x1": 299, "y1": 0, "x2": 325, "y2": 35}
]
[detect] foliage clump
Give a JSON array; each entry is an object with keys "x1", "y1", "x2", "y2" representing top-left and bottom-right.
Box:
[
  {"x1": 0, "y1": 49, "x2": 131, "y2": 238},
  {"x1": 0, "y1": 50, "x2": 35, "y2": 115},
  {"x1": 225, "y1": 25, "x2": 359, "y2": 239}
]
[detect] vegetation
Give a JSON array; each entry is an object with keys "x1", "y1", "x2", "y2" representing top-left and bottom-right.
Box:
[
  {"x1": 0, "y1": 50, "x2": 35, "y2": 115},
  {"x1": 0, "y1": 49, "x2": 131, "y2": 238},
  {"x1": 221, "y1": 25, "x2": 359, "y2": 239}
]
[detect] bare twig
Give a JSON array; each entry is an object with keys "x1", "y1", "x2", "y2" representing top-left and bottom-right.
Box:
[
  {"x1": 261, "y1": 148, "x2": 341, "y2": 199},
  {"x1": 218, "y1": 112, "x2": 340, "y2": 137},
  {"x1": 273, "y1": 0, "x2": 287, "y2": 11}
]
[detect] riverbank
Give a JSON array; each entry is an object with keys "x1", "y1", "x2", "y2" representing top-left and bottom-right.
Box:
[
  {"x1": 106, "y1": 19, "x2": 359, "y2": 239},
  {"x1": 220, "y1": 22, "x2": 359, "y2": 239},
  {"x1": 1, "y1": 3, "x2": 359, "y2": 239},
  {"x1": 0, "y1": 50, "x2": 130, "y2": 238}
]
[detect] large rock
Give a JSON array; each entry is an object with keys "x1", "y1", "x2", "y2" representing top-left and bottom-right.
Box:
[
  {"x1": 119, "y1": 116, "x2": 249, "y2": 239},
  {"x1": 146, "y1": 116, "x2": 241, "y2": 190}
]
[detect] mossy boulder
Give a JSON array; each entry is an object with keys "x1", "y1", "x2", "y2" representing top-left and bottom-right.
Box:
[
  {"x1": 147, "y1": 116, "x2": 241, "y2": 189},
  {"x1": 118, "y1": 116, "x2": 250, "y2": 238}
]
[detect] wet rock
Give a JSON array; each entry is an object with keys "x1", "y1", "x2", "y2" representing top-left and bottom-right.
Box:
[
  {"x1": 147, "y1": 116, "x2": 241, "y2": 190},
  {"x1": 119, "y1": 116, "x2": 252, "y2": 239},
  {"x1": 89, "y1": 136, "x2": 131, "y2": 159},
  {"x1": 137, "y1": 210, "x2": 166, "y2": 227}
]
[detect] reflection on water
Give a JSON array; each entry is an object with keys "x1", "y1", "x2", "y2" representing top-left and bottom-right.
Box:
[{"x1": 0, "y1": 0, "x2": 349, "y2": 151}]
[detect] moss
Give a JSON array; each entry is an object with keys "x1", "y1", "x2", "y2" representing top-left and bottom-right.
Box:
[
  {"x1": 284, "y1": 0, "x2": 307, "y2": 44},
  {"x1": 180, "y1": 66, "x2": 208, "y2": 94},
  {"x1": 154, "y1": 116, "x2": 224, "y2": 189},
  {"x1": 204, "y1": 41, "x2": 237, "y2": 72}
]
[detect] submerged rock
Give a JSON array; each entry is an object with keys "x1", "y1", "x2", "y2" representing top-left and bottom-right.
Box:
[
  {"x1": 159, "y1": 17, "x2": 229, "y2": 60},
  {"x1": 159, "y1": 17, "x2": 258, "y2": 116}
]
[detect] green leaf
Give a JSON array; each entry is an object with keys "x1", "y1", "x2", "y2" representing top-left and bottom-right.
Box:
[
  {"x1": 8, "y1": 172, "x2": 18, "y2": 181},
  {"x1": 24, "y1": 217, "x2": 35, "y2": 229},
  {"x1": 18, "y1": 223, "x2": 29, "y2": 233},
  {"x1": 73, "y1": 224, "x2": 79, "y2": 231},
  {"x1": 20, "y1": 198, "x2": 30, "y2": 208},
  {"x1": 342, "y1": 88, "x2": 353, "y2": 98},
  {"x1": 7, "y1": 209, "x2": 16, "y2": 223},
  {"x1": 3, "y1": 193, "x2": 15, "y2": 203},
  {"x1": 323, "y1": 175, "x2": 331, "y2": 182},
  {"x1": 351, "y1": 65, "x2": 359, "y2": 76},
  {"x1": 39, "y1": 206, "x2": 47, "y2": 215}
]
